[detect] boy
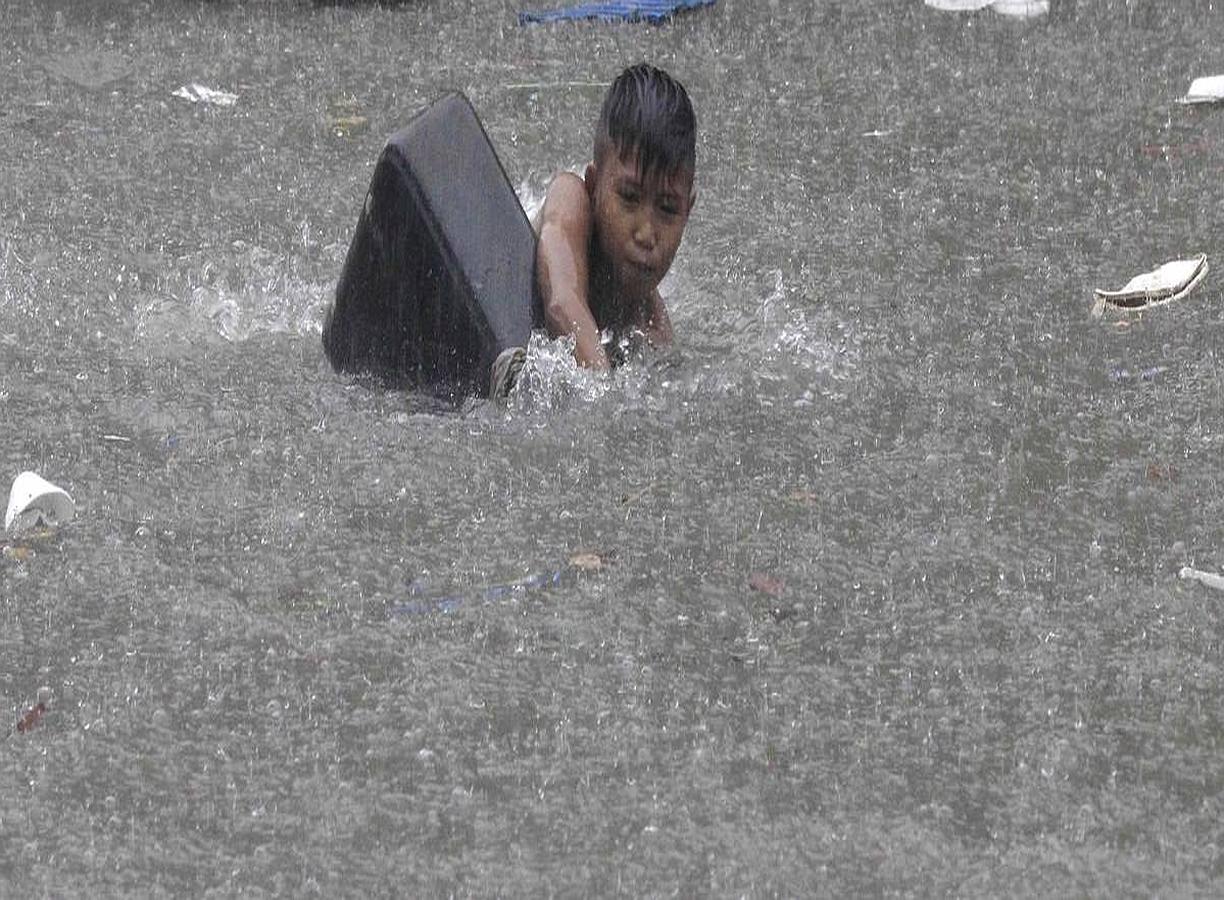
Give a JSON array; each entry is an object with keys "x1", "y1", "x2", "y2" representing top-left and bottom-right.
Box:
[
  {"x1": 327, "y1": 65, "x2": 696, "y2": 398},
  {"x1": 533, "y1": 63, "x2": 697, "y2": 372}
]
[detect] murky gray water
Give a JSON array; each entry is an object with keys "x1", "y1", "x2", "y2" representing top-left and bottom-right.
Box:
[{"x1": 4, "y1": 0, "x2": 1224, "y2": 894}]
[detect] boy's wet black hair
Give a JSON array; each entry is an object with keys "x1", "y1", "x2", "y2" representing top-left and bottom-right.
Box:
[{"x1": 595, "y1": 63, "x2": 696, "y2": 186}]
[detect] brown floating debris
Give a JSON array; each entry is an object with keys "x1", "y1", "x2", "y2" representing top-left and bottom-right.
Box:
[
  {"x1": 1146, "y1": 462, "x2": 1178, "y2": 482},
  {"x1": 329, "y1": 115, "x2": 369, "y2": 138},
  {"x1": 620, "y1": 483, "x2": 657, "y2": 505},
  {"x1": 326, "y1": 96, "x2": 369, "y2": 138},
  {"x1": 568, "y1": 551, "x2": 606, "y2": 572},
  {"x1": 748, "y1": 572, "x2": 785, "y2": 598},
  {"x1": 1138, "y1": 138, "x2": 1211, "y2": 161},
  {"x1": 17, "y1": 702, "x2": 46, "y2": 734}
]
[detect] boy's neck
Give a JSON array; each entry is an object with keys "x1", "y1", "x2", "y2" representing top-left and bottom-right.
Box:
[{"x1": 588, "y1": 244, "x2": 652, "y2": 332}]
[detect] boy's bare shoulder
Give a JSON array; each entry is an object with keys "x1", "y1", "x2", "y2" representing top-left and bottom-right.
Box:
[
  {"x1": 544, "y1": 171, "x2": 588, "y2": 211},
  {"x1": 549, "y1": 170, "x2": 587, "y2": 194},
  {"x1": 537, "y1": 170, "x2": 591, "y2": 234}
]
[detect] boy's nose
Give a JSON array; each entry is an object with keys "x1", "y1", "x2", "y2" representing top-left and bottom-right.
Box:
[{"x1": 633, "y1": 216, "x2": 656, "y2": 251}]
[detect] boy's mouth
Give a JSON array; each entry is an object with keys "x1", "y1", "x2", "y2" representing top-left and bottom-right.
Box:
[{"x1": 626, "y1": 259, "x2": 656, "y2": 280}]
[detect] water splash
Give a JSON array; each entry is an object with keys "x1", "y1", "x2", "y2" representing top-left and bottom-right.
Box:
[
  {"x1": 188, "y1": 272, "x2": 325, "y2": 342},
  {"x1": 706, "y1": 269, "x2": 861, "y2": 381},
  {"x1": 137, "y1": 240, "x2": 334, "y2": 346},
  {"x1": 505, "y1": 330, "x2": 625, "y2": 413},
  {"x1": 517, "y1": 166, "x2": 585, "y2": 226},
  {"x1": 0, "y1": 238, "x2": 12, "y2": 310},
  {"x1": 517, "y1": 173, "x2": 551, "y2": 225}
]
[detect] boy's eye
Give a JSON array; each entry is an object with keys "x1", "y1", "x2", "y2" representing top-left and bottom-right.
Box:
[{"x1": 618, "y1": 189, "x2": 639, "y2": 204}]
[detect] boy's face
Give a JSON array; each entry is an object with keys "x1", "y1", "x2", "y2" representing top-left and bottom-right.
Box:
[{"x1": 585, "y1": 150, "x2": 695, "y2": 299}]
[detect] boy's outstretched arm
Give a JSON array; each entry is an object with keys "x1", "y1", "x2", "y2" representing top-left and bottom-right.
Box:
[{"x1": 536, "y1": 173, "x2": 610, "y2": 370}]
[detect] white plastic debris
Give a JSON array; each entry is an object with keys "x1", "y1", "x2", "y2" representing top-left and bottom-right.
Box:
[
  {"x1": 5, "y1": 472, "x2": 75, "y2": 533},
  {"x1": 172, "y1": 83, "x2": 238, "y2": 106},
  {"x1": 988, "y1": 0, "x2": 1048, "y2": 16},
  {"x1": 924, "y1": 0, "x2": 1048, "y2": 16},
  {"x1": 1094, "y1": 254, "x2": 1208, "y2": 311},
  {"x1": 925, "y1": 0, "x2": 993, "y2": 9},
  {"x1": 1179, "y1": 566, "x2": 1224, "y2": 592},
  {"x1": 1179, "y1": 75, "x2": 1224, "y2": 106}
]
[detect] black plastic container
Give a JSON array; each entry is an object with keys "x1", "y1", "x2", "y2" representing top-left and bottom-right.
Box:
[{"x1": 322, "y1": 92, "x2": 539, "y2": 395}]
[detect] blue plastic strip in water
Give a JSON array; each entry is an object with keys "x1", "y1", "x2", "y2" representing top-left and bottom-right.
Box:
[
  {"x1": 388, "y1": 568, "x2": 565, "y2": 617},
  {"x1": 520, "y1": 0, "x2": 716, "y2": 25}
]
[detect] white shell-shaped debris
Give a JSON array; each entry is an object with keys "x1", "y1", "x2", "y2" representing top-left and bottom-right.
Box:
[
  {"x1": 924, "y1": 0, "x2": 1048, "y2": 15},
  {"x1": 1180, "y1": 566, "x2": 1224, "y2": 592},
  {"x1": 5, "y1": 472, "x2": 75, "y2": 533},
  {"x1": 171, "y1": 83, "x2": 238, "y2": 106},
  {"x1": 1180, "y1": 75, "x2": 1224, "y2": 105},
  {"x1": 1094, "y1": 254, "x2": 1208, "y2": 310}
]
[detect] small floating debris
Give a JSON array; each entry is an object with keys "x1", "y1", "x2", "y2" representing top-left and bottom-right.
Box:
[
  {"x1": 1138, "y1": 138, "x2": 1211, "y2": 161},
  {"x1": 16, "y1": 687, "x2": 51, "y2": 733},
  {"x1": 748, "y1": 572, "x2": 785, "y2": 598},
  {"x1": 568, "y1": 551, "x2": 607, "y2": 572},
  {"x1": 924, "y1": 0, "x2": 1048, "y2": 16},
  {"x1": 520, "y1": 0, "x2": 716, "y2": 25},
  {"x1": 389, "y1": 568, "x2": 565, "y2": 617},
  {"x1": 1107, "y1": 365, "x2": 1166, "y2": 383},
  {"x1": 1179, "y1": 566, "x2": 1224, "y2": 592},
  {"x1": 1146, "y1": 462, "x2": 1178, "y2": 482},
  {"x1": 925, "y1": 0, "x2": 992, "y2": 9},
  {"x1": 5, "y1": 472, "x2": 74, "y2": 534},
  {"x1": 326, "y1": 95, "x2": 369, "y2": 138},
  {"x1": 988, "y1": 0, "x2": 1048, "y2": 16},
  {"x1": 1093, "y1": 254, "x2": 1208, "y2": 311},
  {"x1": 328, "y1": 114, "x2": 368, "y2": 138},
  {"x1": 171, "y1": 83, "x2": 238, "y2": 107},
  {"x1": 1179, "y1": 75, "x2": 1224, "y2": 106},
  {"x1": 17, "y1": 702, "x2": 46, "y2": 734}
]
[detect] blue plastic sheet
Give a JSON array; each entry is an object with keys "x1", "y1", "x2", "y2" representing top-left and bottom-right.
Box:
[{"x1": 520, "y1": 0, "x2": 715, "y2": 25}]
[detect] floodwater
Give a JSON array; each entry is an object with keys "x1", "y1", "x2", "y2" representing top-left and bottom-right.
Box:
[{"x1": 3, "y1": 0, "x2": 1224, "y2": 894}]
